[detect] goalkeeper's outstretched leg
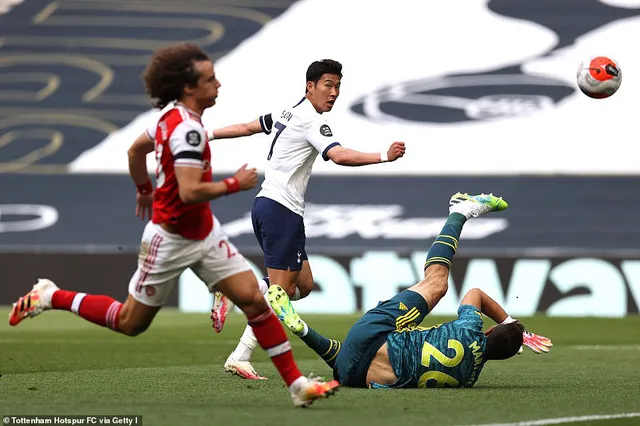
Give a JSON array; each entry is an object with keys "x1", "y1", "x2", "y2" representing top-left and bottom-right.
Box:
[
  {"x1": 269, "y1": 285, "x2": 343, "y2": 369},
  {"x1": 268, "y1": 193, "x2": 509, "y2": 372}
]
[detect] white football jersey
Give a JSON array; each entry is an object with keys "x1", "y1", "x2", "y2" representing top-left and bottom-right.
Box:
[{"x1": 256, "y1": 97, "x2": 341, "y2": 216}]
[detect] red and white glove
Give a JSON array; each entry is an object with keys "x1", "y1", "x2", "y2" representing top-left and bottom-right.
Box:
[
  {"x1": 521, "y1": 331, "x2": 553, "y2": 354},
  {"x1": 484, "y1": 316, "x2": 553, "y2": 355}
]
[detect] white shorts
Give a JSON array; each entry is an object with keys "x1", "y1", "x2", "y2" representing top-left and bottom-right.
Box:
[{"x1": 128, "y1": 216, "x2": 252, "y2": 307}]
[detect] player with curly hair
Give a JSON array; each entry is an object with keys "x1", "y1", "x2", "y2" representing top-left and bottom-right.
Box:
[{"x1": 9, "y1": 43, "x2": 339, "y2": 408}]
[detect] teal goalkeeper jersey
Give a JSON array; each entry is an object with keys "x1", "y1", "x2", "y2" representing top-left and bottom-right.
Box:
[{"x1": 382, "y1": 305, "x2": 488, "y2": 388}]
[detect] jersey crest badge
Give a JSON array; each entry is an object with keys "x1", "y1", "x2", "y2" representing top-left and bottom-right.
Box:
[{"x1": 186, "y1": 130, "x2": 202, "y2": 147}]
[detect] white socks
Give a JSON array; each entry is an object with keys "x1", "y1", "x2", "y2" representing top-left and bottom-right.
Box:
[
  {"x1": 230, "y1": 325, "x2": 259, "y2": 362},
  {"x1": 291, "y1": 287, "x2": 301, "y2": 301},
  {"x1": 289, "y1": 376, "x2": 308, "y2": 393},
  {"x1": 300, "y1": 322, "x2": 309, "y2": 337},
  {"x1": 229, "y1": 278, "x2": 270, "y2": 362},
  {"x1": 258, "y1": 278, "x2": 269, "y2": 295}
]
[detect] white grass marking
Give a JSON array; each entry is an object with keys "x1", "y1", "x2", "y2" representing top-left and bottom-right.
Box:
[{"x1": 464, "y1": 412, "x2": 640, "y2": 426}]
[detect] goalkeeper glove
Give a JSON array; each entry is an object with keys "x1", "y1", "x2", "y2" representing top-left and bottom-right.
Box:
[{"x1": 521, "y1": 331, "x2": 553, "y2": 354}]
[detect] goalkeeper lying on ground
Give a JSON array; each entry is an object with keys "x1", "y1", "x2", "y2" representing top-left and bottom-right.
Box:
[{"x1": 267, "y1": 192, "x2": 552, "y2": 388}]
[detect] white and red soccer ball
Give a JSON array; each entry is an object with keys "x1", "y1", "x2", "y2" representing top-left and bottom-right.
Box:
[{"x1": 576, "y1": 56, "x2": 622, "y2": 99}]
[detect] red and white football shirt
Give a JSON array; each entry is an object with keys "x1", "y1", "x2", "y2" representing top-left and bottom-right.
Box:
[{"x1": 146, "y1": 103, "x2": 213, "y2": 240}]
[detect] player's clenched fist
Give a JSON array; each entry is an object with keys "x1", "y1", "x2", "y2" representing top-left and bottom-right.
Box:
[
  {"x1": 386, "y1": 141, "x2": 406, "y2": 162},
  {"x1": 234, "y1": 163, "x2": 258, "y2": 190}
]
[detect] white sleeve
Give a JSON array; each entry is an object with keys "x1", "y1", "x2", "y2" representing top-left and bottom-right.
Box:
[
  {"x1": 258, "y1": 112, "x2": 274, "y2": 134},
  {"x1": 147, "y1": 102, "x2": 176, "y2": 140},
  {"x1": 169, "y1": 121, "x2": 206, "y2": 168},
  {"x1": 144, "y1": 119, "x2": 157, "y2": 141},
  {"x1": 305, "y1": 118, "x2": 341, "y2": 161}
]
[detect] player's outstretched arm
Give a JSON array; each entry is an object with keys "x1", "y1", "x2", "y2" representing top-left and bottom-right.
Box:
[
  {"x1": 461, "y1": 288, "x2": 552, "y2": 354},
  {"x1": 325, "y1": 142, "x2": 406, "y2": 167},
  {"x1": 207, "y1": 117, "x2": 268, "y2": 141},
  {"x1": 460, "y1": 288, "x2": 509, "y2": 325},
  {"x1": 175, "y1": 163, "x2": 258, "y2": 204}
]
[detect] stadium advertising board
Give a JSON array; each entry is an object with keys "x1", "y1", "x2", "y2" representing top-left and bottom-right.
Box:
[
  {"x1": 2, "y1": 252, "x2": 638, "y2": 316},
  {"x1": 179, "y1": 253, "x2": 640, "y2": 317},
  {"x1": 3, "y1": 174, "x2": 640, "y2": 253}
]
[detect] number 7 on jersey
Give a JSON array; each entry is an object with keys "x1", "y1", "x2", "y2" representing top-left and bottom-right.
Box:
[{"x1": 267, "y1": 122, "x2": 286, "y2": 160}]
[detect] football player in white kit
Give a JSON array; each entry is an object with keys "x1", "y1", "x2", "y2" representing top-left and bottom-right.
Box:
[{"x1": 207, "y1": 59, "x2": 406, "y2": 379}]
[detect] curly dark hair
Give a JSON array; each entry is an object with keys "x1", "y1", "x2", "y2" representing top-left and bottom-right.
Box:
[{"x1": 144, "y1": 43, "x2": 210, "y2": 109}]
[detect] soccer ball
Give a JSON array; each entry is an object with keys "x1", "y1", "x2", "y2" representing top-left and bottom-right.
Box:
[{"x1": 576, "y1": 56, "x2": 622, "y2": 99}]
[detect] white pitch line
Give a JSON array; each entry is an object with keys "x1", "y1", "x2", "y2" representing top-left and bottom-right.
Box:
[
  {"x1": 464, "y1": 412, "x2": 640, "y2": 426},
  {"x1": 569, "y1": 345, "x2": 640, "y2": 350}
]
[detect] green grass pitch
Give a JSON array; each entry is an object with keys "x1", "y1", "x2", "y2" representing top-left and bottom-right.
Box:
[{"x1": 1, "y1": 308, "x2": 639, "y2": 426}]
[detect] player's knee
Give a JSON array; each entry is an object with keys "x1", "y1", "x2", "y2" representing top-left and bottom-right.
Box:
[
  {"x1": 417, "y1": 276, "x2": 448, "y2": 303},
  {"x1": 434, "y1": 280, "x2": 449, "y2": 299},
  {"x1": 249, "y1": 289, "x2": 267, "y2": 309},
  {"x1": 431, "y1": 277, "x2": 448, "y2": 301},
  {"x1": 118, "y1": 317, "x2": 151, "y2": 336},
  {"x1": 270, "y1": 276, "x2": 297, "y2": 294},
  {"x1": 281, "y1": 281, "x2": 309, "y2": 299},
  {"x1": 294, "y1": 280, "x2": 313, "y2": 299},
  {"x1": 424, "y1": 266, "x2": 448, "y2": 295},
  {"x1": 121, "y1": 323, "x2": 150, "y2": 337},
  {"x1": 237, "y1": 291, "x2": 270, "y2": 318},
  {"x1": 233, "y1": 284, "x2": 267, "y2": 310}
]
